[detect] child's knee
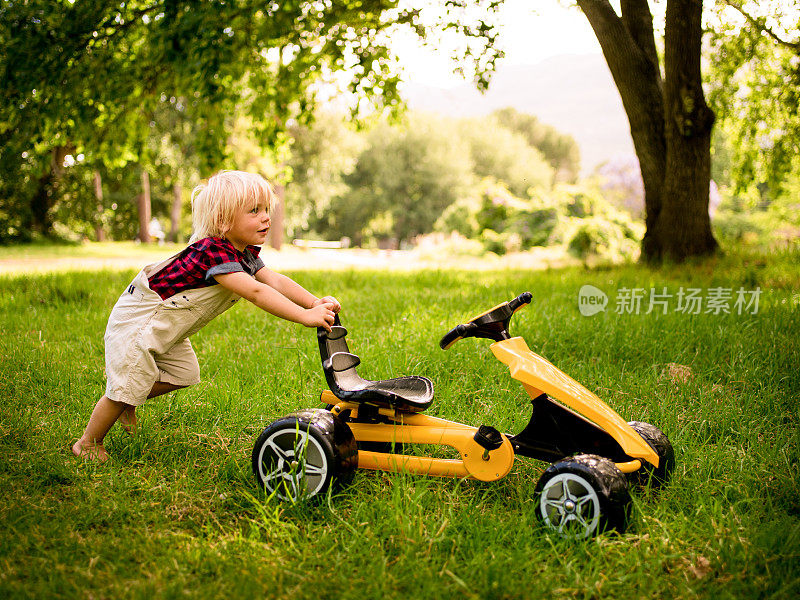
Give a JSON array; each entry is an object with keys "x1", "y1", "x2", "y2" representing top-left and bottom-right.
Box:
[{"x1": 103, "y1": 395, "x2": 131, "y2": 409}]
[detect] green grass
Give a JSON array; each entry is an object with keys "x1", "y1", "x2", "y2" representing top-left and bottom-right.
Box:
[
  {"x1": 1, "y1": 247, "x2": 799, "y2": 598},
  {"x1": 0, "y1": 240, "x2": 187, "y2": 260}
]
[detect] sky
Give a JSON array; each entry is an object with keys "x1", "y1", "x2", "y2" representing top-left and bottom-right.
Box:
[
  {"x1": 392, "y1": 0, "x2": 800, "y2": 89},
  {"x1": 393, "y1": 0, "x2": 605, "y2": 89}
]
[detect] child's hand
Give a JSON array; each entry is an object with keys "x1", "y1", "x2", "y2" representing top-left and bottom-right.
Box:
[
  {"x1": 301, "y1": 303, "x2": 336, "y2": 331},
  {"x1": 313, "y1": 295, "x2": 341, "y2": 313}
]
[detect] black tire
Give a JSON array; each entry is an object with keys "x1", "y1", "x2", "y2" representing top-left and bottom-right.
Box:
[
  {"x1": 627, "y1": 421, "x2": 675, "y2": 488},
  {"x1": 534, "y1": 454, "x2": 632, "y2": 538},
  {"x1": 252, "y1": 409, "x2": 358, "y2": 501}
]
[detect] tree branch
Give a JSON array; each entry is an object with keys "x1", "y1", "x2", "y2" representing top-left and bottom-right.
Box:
[
  {"x1": 576, "y1": 0, "x2": 662, "y2": 94},
  {"x1": 620, "y1": 0, "x2": 662, "y2": 83},
  {"x1": 577, "y1": 0, "x2": 667, "y2": 238},
  {"x1": 721, "y1": 0, "x2": 800, "y2": 50}
]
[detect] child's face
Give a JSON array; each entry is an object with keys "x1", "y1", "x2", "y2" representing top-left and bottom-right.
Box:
[{"x1": 225, "y1": 197, "x2": 271, "y2": 250}]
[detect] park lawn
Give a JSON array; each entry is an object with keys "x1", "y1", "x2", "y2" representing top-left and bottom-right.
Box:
[
  {"x1": 0, "y1": 240, "x2": 188, "y2": 260},
  {"x1": 0, "y1": 247, "x2": 798, "y2": 599}
]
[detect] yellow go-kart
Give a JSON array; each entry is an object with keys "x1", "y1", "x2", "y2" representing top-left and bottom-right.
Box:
[{"x1": 252, "y1": 293, "x2": 674, "y2": 537}]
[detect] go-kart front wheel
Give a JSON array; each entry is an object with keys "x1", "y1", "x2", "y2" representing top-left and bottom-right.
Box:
[
  {"x1": 252, "y1": 409, "x2": 358, "y2": 501},
  {"x1": 534, "y1": 454, "x2": 632, "y2": 538},
  {"x1": 627, "y1": 421, "x2": 675, "y2": 488}
]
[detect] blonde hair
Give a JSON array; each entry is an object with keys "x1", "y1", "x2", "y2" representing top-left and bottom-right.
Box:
[{"x1": 189, "y1": 170, "x2": 276, "y2": 243}]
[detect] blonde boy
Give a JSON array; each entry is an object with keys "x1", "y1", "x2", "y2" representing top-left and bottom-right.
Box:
[{"x1": 73, "y1": 171, "x2": 339, "y2": 461}]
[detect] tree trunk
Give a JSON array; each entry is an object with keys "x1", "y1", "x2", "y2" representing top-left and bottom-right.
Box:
[
  {"x1": 268, "y1": 183, "x2": 285, "y2": 250},
  {"x1": 139, "y1": 170, "x2": 152, "y2": 243},
  {"x1": 30, "y1": 171, "x2": 55, "y2": 237},
  {"x1": 578, "y1": 0, "x2": 717, "y2": 262},
  {"x1": 93, "y1": 171, "x2": 106, "y2": 242},
  {"x1": 652, "y1": 0, "x2": 717, "y2": 260},
  {"x1": 170, "y1": 181, "x2": 182, "y2": 243},
  {"x1": 29, "y1": 146, "x2": 71, "y2": 236}
]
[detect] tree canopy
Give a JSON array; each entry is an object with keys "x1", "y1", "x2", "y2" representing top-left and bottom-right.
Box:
[
  {"x1": 492, "y1": 107, "x2": 581, "y2": 184},
  {"x1": 0, "y1": 0, "x2": 504, "y2": 242},
  {"x1": 284, "y1": 109, "x2": 579, "y2": 248},
  {"x1": 3, "y1": 1, "x2": 797, "y2": 259},
  {"x1": 706, "y1": 0, "x2": 800, "y2": 199}
]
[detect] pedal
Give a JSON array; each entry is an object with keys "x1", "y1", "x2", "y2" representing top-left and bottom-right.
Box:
[{"x1": 474, "y1": 425, "x2": 504, "y2": 452}]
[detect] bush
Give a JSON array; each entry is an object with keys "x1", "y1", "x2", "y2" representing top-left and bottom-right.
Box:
[
  {"x1": 471, "y1": 180, "x2": 561, "y2": 251},
  {"x1": 479, "y1": 229, "x2": 522, "y2": 256},
  {"x1": 712, "y1": 210, "x2": 774, "y2": 246},
  {"x1": 436, "y1": 196, "x2": 482, "y2": 239},
  {"x1": 436, "y1": 179, "x2": 643, "y2": 261},
  {"x1": 568, "y1": 219, "x2": 614, "y2": 257},
  {"x1": 566, "y1": 217, "x2": 640, "y2": 262},
  {"x1": 712, "y1": 177, "x2": 800, "y2": 249},
  {"x1": 505, "y1": 207, "x2": 560, "y2": 247}
]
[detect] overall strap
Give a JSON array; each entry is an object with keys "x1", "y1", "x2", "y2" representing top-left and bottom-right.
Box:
[{"x1": 143, "y1": 251, "x2": 183, "y2": 278}]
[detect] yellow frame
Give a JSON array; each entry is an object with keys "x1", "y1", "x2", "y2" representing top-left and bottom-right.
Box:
[
  {"x1": 490, "y1": 337, "x2": 658, "y2": 469},
  {"x1": 323, "y1": 391, "x2": 515, "y2": 482},
  {"x1": 320, "y1": 336, "x2": 657, "y2": 481}
]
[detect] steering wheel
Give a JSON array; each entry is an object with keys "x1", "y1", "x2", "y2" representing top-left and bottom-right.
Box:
[{"x1": 439, "y1": 292, "x2": 532, "y2": 349}]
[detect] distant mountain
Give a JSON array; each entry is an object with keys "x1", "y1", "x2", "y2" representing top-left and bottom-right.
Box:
[{"x1": 402, "y1": 54, "x2": 635, "y2": 175}]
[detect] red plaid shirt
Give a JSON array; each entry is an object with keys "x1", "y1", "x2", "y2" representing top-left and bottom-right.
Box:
[{"x1": 148, "y1": 237, "x2": 265, "y2": 300}]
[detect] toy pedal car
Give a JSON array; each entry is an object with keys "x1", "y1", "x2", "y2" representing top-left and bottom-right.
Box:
[{"x1": 252, "y1": 292, "x2": 675, "y2": 538}]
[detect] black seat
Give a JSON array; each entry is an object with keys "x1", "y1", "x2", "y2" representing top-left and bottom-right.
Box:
[{"x1": 317, "y1": 318, "x2": 433, "y2": 413}]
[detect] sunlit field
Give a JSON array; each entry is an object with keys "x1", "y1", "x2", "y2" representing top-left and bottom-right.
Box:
[{"x1": 1, "y1": 247, "x2": 798, "y2": 598}]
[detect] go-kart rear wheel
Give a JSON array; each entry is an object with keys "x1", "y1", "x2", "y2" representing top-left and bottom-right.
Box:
[
  {"x1": 627, "y1": 421, "x2": 675, "y2": 488},
  {"x1": 252, "y1": 409, "x2": 358, "y2": 501},
  {"x1": 534, "y1": 454, "x2": 632, "y2": 538}
]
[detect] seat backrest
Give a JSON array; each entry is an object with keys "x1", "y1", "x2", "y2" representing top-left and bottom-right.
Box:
[
  {"x1": 325, "y1": 351, "x2": 361, "y2": 372},
  {"x1": 317, "y1": 319, "x2": 363, "y2": 395},
  {"x1": 318, "y1": 323, "x2": 351, "y2": 360}
]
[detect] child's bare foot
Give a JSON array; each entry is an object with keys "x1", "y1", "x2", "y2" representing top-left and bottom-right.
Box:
[
  {"x1": 119, "y1": 405, "x2": 137, "y2": 435},
  {"x1": 72, "y1": 438, "x2": 110, "y2": 462}
]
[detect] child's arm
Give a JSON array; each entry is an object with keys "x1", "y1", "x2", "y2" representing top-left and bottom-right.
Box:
[
  {"x1": 254, "y1": 267, "x2": 341, "y2": 312},
  {"x1": 215, "y1": 271, "x2": 336, "y2": 330}
]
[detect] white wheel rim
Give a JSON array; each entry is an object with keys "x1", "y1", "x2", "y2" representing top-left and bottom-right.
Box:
[
  {"x1": 540, "y1": 473, "x2": 601, "y2": 538},
  {"x1": 257, "y1": 427, "x2": 329, "y2": 501}
]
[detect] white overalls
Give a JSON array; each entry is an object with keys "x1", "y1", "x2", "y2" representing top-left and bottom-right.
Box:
[{"x1": 104, "y1": 253, "x2": 242, "y2": 406}]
